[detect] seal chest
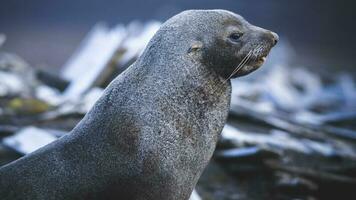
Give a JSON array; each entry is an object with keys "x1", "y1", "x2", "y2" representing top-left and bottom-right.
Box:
[{"x1": 0, "y1": 9, "x2": 278, "y2": 200}]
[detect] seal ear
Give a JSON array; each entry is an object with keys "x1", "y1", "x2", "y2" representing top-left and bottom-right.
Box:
[{"x1": 188, "y1": 41, "x2": 203, "y2": 54}]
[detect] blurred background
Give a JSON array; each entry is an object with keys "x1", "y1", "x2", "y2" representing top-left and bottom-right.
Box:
[
  {"x1": 0, "y1": 0, "x2": 355, "y2": 74},
  {"x1": 1, "y1": 1, "x2": 356, "y2": 200}
]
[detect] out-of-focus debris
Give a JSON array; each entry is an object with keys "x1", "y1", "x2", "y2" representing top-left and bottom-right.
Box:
[
  {"x1": 230, "y1": 65, "x2": 356, "y2": 128},
  {"x1": 215, "y1": 146, "x2": 280, "y2": 160},
  {"x1": 35, "y1": 69, "x2": 69, "y2": 92},
  {"x1": 189, "y1": 189, "x2": 202, "y2": 200},
  {"x1": 7, "y1": 98, "x2": 51, "y2": 115},
  {"x1": 274, "y1": 172, "x2": 318, "y2": 199},
  {"x1": 61, "y1": 22, "x2": 160, "y2": 99},
  {"x1": 39, "y1": 87, "x2": 103, "y2": 121},
  {"x1": 196, "y1": 160, "x2": 249, "y2": 200},
  {"x1": 118, "y1": 21, "x2": 161, "y2": 67},
  {"x1": 0, "y1": 143, "x2": 21, "y2": 166},
  {"x1": 221, "y1": 125, "x2": 356, "y2": 158},
  {"x1": 0, "y1": 53, "x2": 34, "y2": 78},
  {"x1": 267, "y1": 160, "x2": 356, "y2": 184},
  {"x1": 275, "y1": 172, "x2": 318, "y2": 191},
  {"x1": 0, "y1": 125, "x2": 20, "y2": 137},
  {"x1": 2, "y1": 126, "x2": 57, "y2": 154},
  {"x1": 35, "y1": 85, "x2": 63, "y2": 106},
  {"x1": 0, "y1": 71, "x2": 26, "y2": 97},
  {"x1": 0, "y1": 53, "x2": 37, "y2": 97},
  {"x1": 214, "y1": 146, "x2": 279, "y2": 174},
  {"x1": 61, "y1": 23, "x2": 127, "y2": 98}
]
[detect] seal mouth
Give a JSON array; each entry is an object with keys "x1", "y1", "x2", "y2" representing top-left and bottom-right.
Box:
[
  {"x1": 227, "y1": 43, "x2": 273, "y2": 79},
  {"x1": 245, "y1": 55, "x2": 267, "y2": 69},
  {"x1": 254, "y1": 56, "x2": 267, "y2": 67},
  {"x1": 260, "y1": 56, "x2": 267, "y2": 62},
  {"x1": 242, "y1": 45, "x2": 270, "y2": 68},
  {"x1": 229, "y1": 55, "x2": 268, "y2": 78}
]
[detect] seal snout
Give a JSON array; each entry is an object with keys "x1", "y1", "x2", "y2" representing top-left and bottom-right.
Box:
[{"x1": 269, "y1": 31, "x2": 279, "y2": 46}]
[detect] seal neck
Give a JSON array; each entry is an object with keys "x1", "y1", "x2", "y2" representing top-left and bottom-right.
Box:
[{"x1": 134, "y1": 49, "x2": 229, "y2": 105}]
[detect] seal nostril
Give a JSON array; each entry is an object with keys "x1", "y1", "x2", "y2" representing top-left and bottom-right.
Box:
[
  {"x1": 270, "y1": 31, "x2": 279, "y2": 46},
  {"x1": 273, "y1": 38, "x2": 278, "y2": 46}
]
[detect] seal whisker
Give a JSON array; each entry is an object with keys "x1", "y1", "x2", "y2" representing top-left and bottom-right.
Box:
[
  {"x1": 232, "y1": 52, "x2": 253, "y2": 75},
  {"x1": 225, "y1": 58, "x2": 250, "y2": 82},
  {"x1": 229, "y1": 44, "x2": 263, "y2": 77},
  {"x1": 252, "y1": 45, "x2": 263, "y2": 61},
  {"x1": 210, "y1": 50, "x2": 253, "y2": 95},
  {"x1": 225, "y1": 50, "x2": 253, "y2": 80},
  {"x1": 227, "y1": 44, "x2": 262, "y2": 79},
  {"x1": 226, "y1": 52, "x2": 252, "y2": 80},
  {"x1": 226, "y1": 44, "x2": 262, "y2": 81}
]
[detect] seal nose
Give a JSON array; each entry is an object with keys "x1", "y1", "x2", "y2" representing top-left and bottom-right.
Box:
[{"x1": 270, "y1": 31, "x2": 279, "y2": 46}]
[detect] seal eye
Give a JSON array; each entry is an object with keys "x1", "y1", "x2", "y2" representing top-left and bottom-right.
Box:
[{"x1": 229, "y1": 32, "x2": 243, "y2": 42}]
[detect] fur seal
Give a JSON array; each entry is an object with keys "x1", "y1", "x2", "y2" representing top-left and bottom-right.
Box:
[{"x1": 0, "y1": 9, "x2": 278, "y2": 200}]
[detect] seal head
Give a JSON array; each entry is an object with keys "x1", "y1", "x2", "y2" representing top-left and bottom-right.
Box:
[{"x1": 159, "y1": 9, "x2": 278, "y2": 79}]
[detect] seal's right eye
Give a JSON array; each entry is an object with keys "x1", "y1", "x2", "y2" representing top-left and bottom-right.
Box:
[{"x1": 229, "y1": 32, "x2": 243, "y2": 42}]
